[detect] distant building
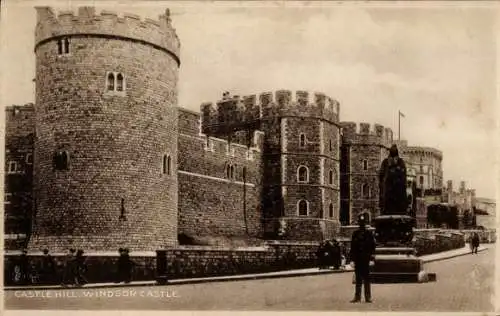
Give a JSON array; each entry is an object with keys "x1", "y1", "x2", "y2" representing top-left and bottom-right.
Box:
[
  {"x1": 474, "y1": 197, "x2": 496, "y2": 230},
  {"x1": 394, "y1": 140, "x2": 443, "y2": 192}
]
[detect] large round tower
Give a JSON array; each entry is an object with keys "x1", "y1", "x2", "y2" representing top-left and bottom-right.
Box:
[{"x1": 29, "y1": 7, "x2": 180, "y2": 251}]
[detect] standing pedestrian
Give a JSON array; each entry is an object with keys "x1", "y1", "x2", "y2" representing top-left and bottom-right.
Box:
[
  {"x1": 349, "y1": 213, "x2": 376, "y2": 303},
  {"x1": 74, "y1": 249, "x2": 88, "y2": 286},
  {"x1": 61, "y1": 248, "x2": 76, "y2": 286},
  {"x1": 331, "y1": 239, "x2": 342, "y2": 270},
  {"x1": 116, "y1": 248, "x2": 133, "y2": 283},
  {"x1": 316, "y1": 241, "x2": 327, "y2": 270},
  {"x1": 18, "y1": 249, "x2": 30, "y2": 285},
  {"x1": 40, "y1": 249, "x2": 56, "y2": 284},
  {"x1": 472, "y1": 232, "x2": 480, "y2": 254}
]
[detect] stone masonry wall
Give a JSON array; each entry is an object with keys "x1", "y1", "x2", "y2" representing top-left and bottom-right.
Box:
[
  {"x1": 177, "y1": 108, "x2": 263, "y2": 242},
  {"x1": 4, "y1": 242, "x2": 321, "y2": 285},
  {"x1": 30, "y1": 9, "x2": 180, "y2": 251},
  {"x1": 4, "y1": 105, "x2": 35, "y2": 249}
]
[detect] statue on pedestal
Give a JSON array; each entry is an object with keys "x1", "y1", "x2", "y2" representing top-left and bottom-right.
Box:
[
  {"x1": 379, "y1": 144, "x2": 408, "y2": 215},
  {"x1": 376, "y1": 144, "x2": 415, "y2": 246}
]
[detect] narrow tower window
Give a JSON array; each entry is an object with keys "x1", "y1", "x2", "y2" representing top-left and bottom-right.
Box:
[
  {"x1": 120, "y1": 198, "x2": 126, "y2": 220},
  {"x1": 107, "y1": 73, "x2": 115, "y2": 91},
  {"x1": 57, "y1": 40, "x2": 63, "y2": 55},
  {"x1": 299, "y1": 134, "x2": 306, "y2": 148},
  {"x1": 64, "y1": 38, "x2": 70, "y2": 54},
  {"x1": 297, "y1": 166, "x2": 309, "y2": 183},
  {"x1": 116, "y1": 73, "x2": 124, "y2": 91},
  {"x1": 26, "y1": 153, "x2": 33, "y2": 165},
  {"x1": 162, "y1": 155, "x2": 171, "y2": 175},
  {"x1": 8, "y1": 161, "x2": 18, "y2": 174},
  {"x1": 298, "y1": 199, "x2": 309, "y2": 216},
  {"x1": 363, "y1": 159, "x2": 368, "y2": 171},
  {"x1": 57, "y1": 38, "x2": 70, "y2": 55},
  {"x1": 329, "y1": 203, "x2": 334, "y2": 218},
  {"x1": 329, "y1": 169, "x2": 334, "y2": 185},
  {"x1": 362, "y1": 183, "x2": 370, "y2": 199}
]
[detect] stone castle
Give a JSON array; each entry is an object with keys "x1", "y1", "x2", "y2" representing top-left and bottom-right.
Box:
[{"x1": 5, "y1": 7, "x2": 402, "y2": 251}]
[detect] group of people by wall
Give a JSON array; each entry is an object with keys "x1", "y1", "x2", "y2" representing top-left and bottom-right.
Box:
[
  {"x1": 316, "y1": 239, "x2": 346, "y2": 270},
  {"x1": 11, "y1": 247, "x2": 135, "y2": 286}
]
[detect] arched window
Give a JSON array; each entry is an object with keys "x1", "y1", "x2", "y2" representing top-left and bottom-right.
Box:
[
  {"x1": 329, "y1": 203, "x2": 334, "y2": 218},
  {"x1": 299, "y1": 134, "x2": 306, "y2": 148},
  {"x1": 226, "y1": 164, "x2": 231, "y2": 179},
  {"x1": 363, "y1": 159, "x2": 368, "y2": 171},
  {"x1": 116, "y1": 73, "x2": 124, "y2": 91},
  {"x1": 329, "y1": 169, "x2": 333, "y2": 185},
  {"x1": 107, "y1": 73, "x2": 115, "y2": 91},
  {"x1": 329, "y1": 139, "x2": 333, "y2": 151},
  {"x1": 362, "y1": 183, "x2": 370, "y2": 199},
  {"x1": 297, "y1": 165, "x2": 309, "y2": 183},
  {"x1": 230, "y1": 165, "x2": 235, "y2": 179},
  {"x1": 297, "y1": 199, "x2": 308, "y2": 216},
  {"x1": 53, "y1": 150, "x2": 69, "y2": 170}
]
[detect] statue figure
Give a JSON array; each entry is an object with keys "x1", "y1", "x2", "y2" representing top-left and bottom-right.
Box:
[{"x1": 379, "y1": 144, "x2": 408, "y2": 215}]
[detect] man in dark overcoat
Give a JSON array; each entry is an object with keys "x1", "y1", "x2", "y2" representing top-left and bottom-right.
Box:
[{"x1": 349, "y1": 213, "x2": 376, "y2": 303}]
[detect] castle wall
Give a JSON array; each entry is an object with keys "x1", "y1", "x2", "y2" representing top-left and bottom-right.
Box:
[
  {"x1": 177, "y1": 108, "x2": 263, "y2": 241},
  {"x1": 4, "y1": 105, "x2": 35, "y2": 250},
  {"x1": 30, "y1": 7, "x2": 180, "y2": 251},
  {"x1": 340, "y1": 122, "x2": 392, "y2": 224}
]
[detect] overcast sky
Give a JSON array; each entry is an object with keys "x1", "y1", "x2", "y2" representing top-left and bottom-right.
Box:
[{"x1": 1, "y1": 1, "x2": 497, "y2": 199}]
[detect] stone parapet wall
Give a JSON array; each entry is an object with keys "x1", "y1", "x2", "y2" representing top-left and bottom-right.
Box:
[{"x1": 4, "y1": 242, "x2": 321, "y2": 286}]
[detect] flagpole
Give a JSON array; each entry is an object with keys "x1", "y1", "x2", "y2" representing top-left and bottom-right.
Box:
[{"x1": 398, "y1": 111, "x2": 401, "y2": 141}]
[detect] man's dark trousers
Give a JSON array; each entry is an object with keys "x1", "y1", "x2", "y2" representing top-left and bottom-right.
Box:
[{"x1": 354, "y1": 259, "x2": 371, "y2": 301}]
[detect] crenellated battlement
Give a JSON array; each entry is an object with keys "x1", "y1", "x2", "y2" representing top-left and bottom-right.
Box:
[
  {"x1": 35, "y1": 6, "x2": 180, "y2": 63},
  {"x1": 201, "y1": 90, "x2": 340, "y2": 134},
  {"x1": 6, "y1": 103, "x2": 35, "y2": 113},
  {"x1": 340, "y1": 121, "x2": 393, "y2": 147}
]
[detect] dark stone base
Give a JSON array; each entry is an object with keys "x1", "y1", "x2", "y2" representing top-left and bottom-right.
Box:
[{"x1": 368, "y1": 253, "x2": 436, "y2": 283}]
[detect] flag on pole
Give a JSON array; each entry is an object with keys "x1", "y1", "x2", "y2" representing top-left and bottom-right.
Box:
[{"x1": 399, "y1": 111, "x2": 405, "y2": 118}]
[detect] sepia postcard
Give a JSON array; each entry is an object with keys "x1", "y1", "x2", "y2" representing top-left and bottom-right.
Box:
[{"x1": 0, "y1": 0, "x2": 498, "y2": 315}]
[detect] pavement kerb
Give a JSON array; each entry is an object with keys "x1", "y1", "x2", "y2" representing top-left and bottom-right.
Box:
[{"x1": 3, "y1": 245, "x2": 490, "y2": 291}]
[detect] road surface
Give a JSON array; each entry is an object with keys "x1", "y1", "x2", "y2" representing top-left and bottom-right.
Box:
[{"x1": 4, "y1": 248, "x2": 495, "y2": 312}]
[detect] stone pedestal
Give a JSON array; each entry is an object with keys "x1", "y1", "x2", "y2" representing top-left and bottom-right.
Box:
[
  {"x1": 365, "y1": 215, "x2": 436, "y2": 283},
  {"x1": 369, "y1": 247, "x2": 436, "y2": 283}
]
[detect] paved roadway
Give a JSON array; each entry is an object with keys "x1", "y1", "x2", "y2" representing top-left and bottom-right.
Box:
[{"x1": 4, "y1": 248, "x2": 495, "y2": 312}]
